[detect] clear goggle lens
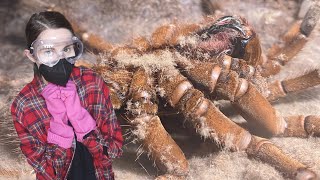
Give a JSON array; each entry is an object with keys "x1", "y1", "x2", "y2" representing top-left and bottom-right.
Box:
[{"x1": 30, "y1": 36, "x2": 83, "y2": 67}]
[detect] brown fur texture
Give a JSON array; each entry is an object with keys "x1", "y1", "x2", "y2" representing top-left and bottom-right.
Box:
[{"x1": 0, "y1": 0, "x2": 320, "y2": 179}]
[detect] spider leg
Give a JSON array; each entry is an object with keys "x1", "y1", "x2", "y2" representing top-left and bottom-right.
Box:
[
  {"x1": 281, "y1": 115, "x2": 320, "y2": 137},
  {"x1": 93, "y1": 63, "x2": 133, "y2": 109},
  {"x1": 195, "y1": 54, "x2": 319, "y2": 106},
  {"x1": 177, "y1": 55, "x2": 320, "y2": 145},
  {"x1": 260, "y1": 3, "x2": 320, "y2": 77},
  {"x1": 267, "y1": 69, "x2": 320, "y2": 101},
  {"x1": 158, "y1": 68, "x2": 317, "y2": 179},
  {"x1": 176, "y1": 57, "x2": 285, "y2": 137},
  {"x1": 126, "y1": 68, "x2": 189, "y2": 177},
  {"x1": 233, "y1": 79, "x2": 320, "y2": 137}
]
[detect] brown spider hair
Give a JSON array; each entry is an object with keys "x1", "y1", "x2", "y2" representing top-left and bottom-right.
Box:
[{"x1": 25, "y1": 11, "x2": 75, "y2": 48}]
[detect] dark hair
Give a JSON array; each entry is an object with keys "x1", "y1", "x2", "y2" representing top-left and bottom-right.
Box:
[
  {"x1": 25, "y1": 11, "x2": 74, "y2": 48},
  {"x1": 26, "y1": 11, "x2": 74, "y2": 77}
]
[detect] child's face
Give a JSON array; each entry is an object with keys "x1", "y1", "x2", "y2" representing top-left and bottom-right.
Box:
[{"x1": 25, "y1": 28, "x2": 83, "y2": 67}]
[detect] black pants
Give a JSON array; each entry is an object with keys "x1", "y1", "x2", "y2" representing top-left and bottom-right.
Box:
[{"x1": 67, "y1": 141, "x2": 97, "y2": 180}]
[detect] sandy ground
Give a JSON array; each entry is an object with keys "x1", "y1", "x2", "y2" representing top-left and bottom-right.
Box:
[{"x1": 0, "y1": 0, "x2": 320, "y2": 179}]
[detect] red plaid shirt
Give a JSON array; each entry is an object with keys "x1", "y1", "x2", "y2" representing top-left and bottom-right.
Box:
[{"x1": 11, "y1": 67, "x2": 123, "y2": 180}]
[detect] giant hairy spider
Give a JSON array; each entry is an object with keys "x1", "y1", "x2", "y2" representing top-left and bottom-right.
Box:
[{"x1": 54, "y1": 3, "x2": 320, "y2": 179}]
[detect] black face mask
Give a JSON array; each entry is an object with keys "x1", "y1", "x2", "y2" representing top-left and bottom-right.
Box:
[{"x1": 39, "y1": 59, "x2": 74, "y2": 87}]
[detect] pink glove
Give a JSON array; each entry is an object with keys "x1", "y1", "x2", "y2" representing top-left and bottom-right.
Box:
[
  {"x1": 60, "y1": 81, "x2": 96, "y2": 142},
  {"x1": 41, "y1": 83, "x2": 74, "y2": 149}
]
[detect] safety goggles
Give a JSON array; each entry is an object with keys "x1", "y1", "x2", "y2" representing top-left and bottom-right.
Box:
[{"x1": 30, "y1": 36, "x2": 83, "y2": 67}]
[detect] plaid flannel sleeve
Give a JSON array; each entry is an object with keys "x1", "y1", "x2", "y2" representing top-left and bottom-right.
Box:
[
  {"x1": 98, "y1": 77, "x2": 123, "y2": 158},
  {"x1": 11, "y1": 102, "x2": 67, "y2": 180}
]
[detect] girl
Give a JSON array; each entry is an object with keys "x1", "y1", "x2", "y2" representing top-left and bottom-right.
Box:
[{"x1": 11, "y1": 11, "x2": 123, "y2": 180}]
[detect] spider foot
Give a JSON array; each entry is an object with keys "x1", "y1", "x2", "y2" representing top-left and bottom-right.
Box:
[
  {"x1": 246, "y1": 136, "x2": 317, "y2": 179},
  {"x1": 131, "y1": 115, "x2": 189, "y2": 176},
  {"x1": 295, "y1": 168, "x2": 317, "y2": 180}
]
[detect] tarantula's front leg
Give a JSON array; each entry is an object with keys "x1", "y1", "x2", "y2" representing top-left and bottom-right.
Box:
[
  {"x1": 158, "y1": 69, "x2": 316, "y2": 179},
  {"x1": 126, "y1": 68, "x2": 189, "y2": 178}
]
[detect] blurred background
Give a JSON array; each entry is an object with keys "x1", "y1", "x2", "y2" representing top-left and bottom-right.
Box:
[{"x1": 0, "y1": 0, "x2": 319, "y2": 179}]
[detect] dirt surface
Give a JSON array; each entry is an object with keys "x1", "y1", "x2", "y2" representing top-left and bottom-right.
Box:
[{"x1": 0, "y1": 0, "x2": 319, "y2": 179}]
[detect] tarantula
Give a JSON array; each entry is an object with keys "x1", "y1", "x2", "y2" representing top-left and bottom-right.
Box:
[{"x1": 55, "y1": 3, "x2": 320, "y2": 180}]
